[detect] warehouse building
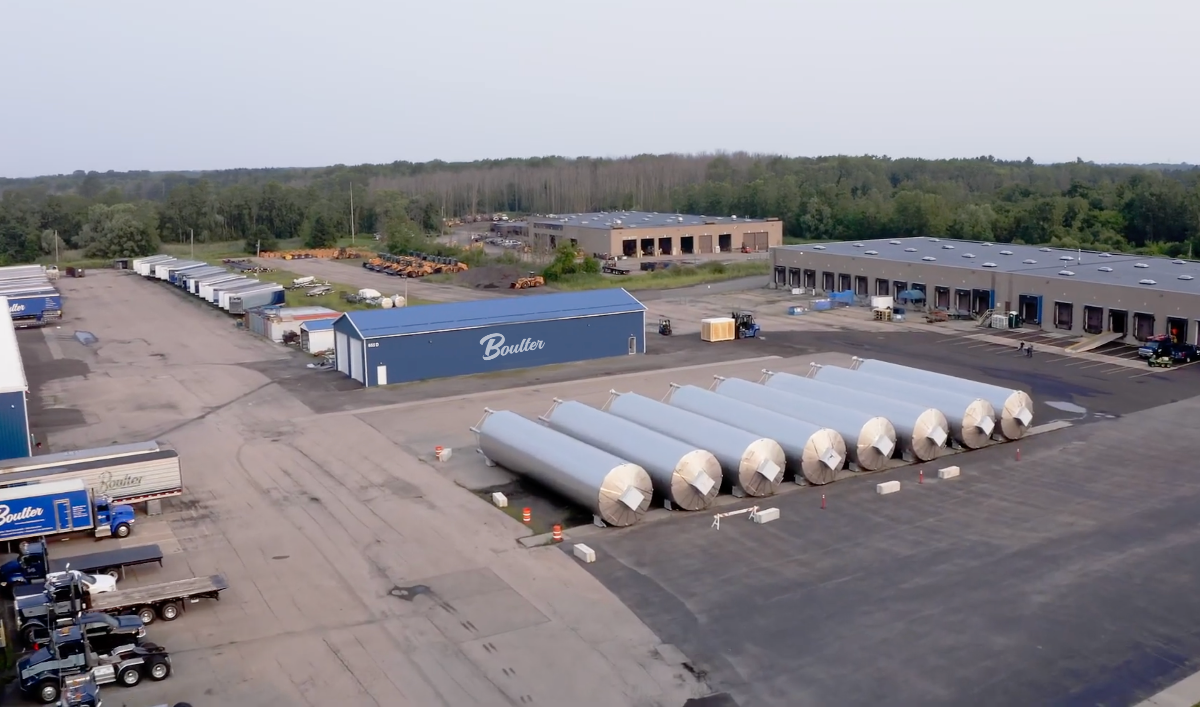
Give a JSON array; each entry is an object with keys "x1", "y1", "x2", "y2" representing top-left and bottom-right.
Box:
[
  {"x1": 527, "y1": 211, "x2": 784, "y2": 258},
  {"x1": 332, "y1": 289, "x2": 647, "y2": 387},
  {"x1": 772, "y1": 237, "x2": 1200, "y2": 342},
  {"x1": 0, "y1": 297, "x2": 31, "y2": 458}
]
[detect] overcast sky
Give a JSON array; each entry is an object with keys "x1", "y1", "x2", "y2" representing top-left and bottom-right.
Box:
[{"x1": 2, "y1": 0, "x2": 1198, "y2": 178}]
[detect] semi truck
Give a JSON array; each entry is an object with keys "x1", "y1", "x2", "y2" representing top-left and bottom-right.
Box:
[
  {"x1": 0, "y1": 440, "x2": 184, "y2": 507},
  {"x1": 18, "y1": 623, "x2": 172, "y2": 703},
  {"x1": 17, "y1": 572, "x2": 228, "y2": 639},
  {"x1": 1, "y1": 288, "x2": 63, "y2": 327},
  {"x1": 0, "y1": 479, "x2": 138, "y2": 545},
  {"x1": 1, "y1": 539, "x2": 164, "y2": 588}
]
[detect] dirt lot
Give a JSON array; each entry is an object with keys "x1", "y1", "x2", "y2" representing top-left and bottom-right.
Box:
[{"x1": 7, "y1": 270, "x2": 709, "y2": 707}]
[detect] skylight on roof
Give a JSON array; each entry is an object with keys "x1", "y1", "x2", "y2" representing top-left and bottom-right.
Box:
[
  {"x1": 812, "y1": 245, "x2": 826, "y2": 250},
  {"x1": 1098, "y1": 252, "x2": 1113, "y2": 258},
  {"x1": 1139, "y1": 279, "x2": 1157, "y2": 285},
  {"x1": 905, "y1": 247, "x2": 917, "y2": 252},
  {"x1": 922, "y1": 256, "x2": 937, "y2": 261},
  {"x1": 853, "y1": 243, "x2": 865, "y2": 247},
  {"x1": 1000, "y1": 250, "x2": 1013, "y2": 255},
  {"x1": 962, "y1": 253, "x2": 976, "y2": 258},
  {"x1": 1173, "y1": 259, "x2": 1186, "y2": 264},
  {"x1": 1135, "y1": 263, "x2": 1149, "y2": 268},
  {"x1": 981, "y1": 242, "x2": 993, "y2": 247},
  {"x1": 864, "y1": 250, "x2": 879, "y2": 255},
  {"x1": 1023, "y1": 259, "x2": 1037, "y2": 264},
  {"x1": 889, "y1": 240, "x2": 902, "y2": 245},
  {"x1": 1179, "y1": 275, "x2": 1195, "y2": 281},
  {"x1": 942, "y1": 244, "x2": 955, "y2": 249},
  {"x1": 1058, "y1": 270, "x2": 1075, "y2": 276},
  {"x1": 928, "y1": 238, "x2": 940, "y2": 242},
  {"x1": 1039, "y1": 247, "x2": 1051, "y2": 252},
  {"x1": 1098, "y1": 266, "x2": 1113, "y2": 272},
  {"x1": 1059, "y1": 256, "x2": 1074, "y2": 261},
  {"x1": 982, "y1": 262, "x2": 997, "y2": 268}
]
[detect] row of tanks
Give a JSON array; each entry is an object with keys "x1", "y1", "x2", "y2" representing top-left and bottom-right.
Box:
[{"x1": 470, "y1": 358, "x2": 1035, "y2": 528}]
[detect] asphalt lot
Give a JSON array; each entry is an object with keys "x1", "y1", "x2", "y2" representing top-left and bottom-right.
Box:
[{"x1": 576, "y1": 397, "x2": 1200, "y2": 707}]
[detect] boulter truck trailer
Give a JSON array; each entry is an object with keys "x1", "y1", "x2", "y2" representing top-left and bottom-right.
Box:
[
  {"x1": 1, "y1": 539, "x2": 163, "y2": 588},
  {"x1": 0, "y1": 440, "x2": 184, "y2": 508},
  {"x1": 0, "y1": 479, "x2": 137, "y2": 545}
]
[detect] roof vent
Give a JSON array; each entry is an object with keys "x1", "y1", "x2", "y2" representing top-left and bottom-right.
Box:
[
  {"x1": 962, "y1": 253, "x2": 976, "y2": 258},
  {"x1": 1039, "y1": 247, "x2": 1052, "y2": 252},
  {"x1": 921, "y1": 256, "x2": 937, "y2": 262},
  {"x1": 1000, "y1": 250, "x2": 1013, "y2": 255},
  {"x1": 1139, "y1": 279, "x2": 1157, "y2": 285},
  {"x1": 1179, "y1": 275, "x2": 1195, "y2": 281},
  {"x1": 981, "y1": 242, "x2": 993, "y2": 246},
  {"x1": 929, "y1": 238, "x2": 940, "y2": 242},
  {"x1": 853, "y1": 243, "x2": 865, "y2": 247},
  {"x1": 982, "y1": 262, "x2": 998, "y2": 268},
  {"x1": 942, "y1": 244, "x2": 955, "y2": 249},
  {"x1": 1134, "y1": 263, "x2": 1149, "y2": 268},
  {"x1": 889, "y1": 240, "x2": 902, "y2": 245},
  {"x1": 1098, "y1": 252, "x2": 1113, "y2": 258},
  {"x1": 812, "y1": 245, "x2": 826, "y2": 250},
  {"x1": 905, "y1": 247, "x2": 918, "y2": 252},
  {"x1": 1098, "y1": 266, "x2": 1113, "y2": 272},
  {"x1": 864, "y1": 250, "x2": 879, "y2": 255},
  {"x1": 1058, "y1": 270, "x2": 1076, "y2": 276},
  {"x1": 1059, "y1": 255, "x2": 1074, "y2": 261},
  {"x1": 1023, "y1": 259, "x2": 1037, "y2": 264},
  {"x1": 1173, "y1": 259, "x2": 1186, "y2": 264}
]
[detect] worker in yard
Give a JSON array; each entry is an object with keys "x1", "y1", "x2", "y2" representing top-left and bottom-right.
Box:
[
  {"x1": 1026, "y1": 344, "x2": 1034, "y2": 358},
  {"x1": 1018, "y1": 342, "x2": 1025, "y2": 352}
]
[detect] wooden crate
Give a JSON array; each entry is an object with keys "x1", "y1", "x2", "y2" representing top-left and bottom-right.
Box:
[{"x1": 701, "y1": 317, "x2": 736, "y2": 342}]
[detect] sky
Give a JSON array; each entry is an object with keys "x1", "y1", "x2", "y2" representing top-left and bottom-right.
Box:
[{"x1": 2, "y1": 0, "x2": 1198, "y2": 178}]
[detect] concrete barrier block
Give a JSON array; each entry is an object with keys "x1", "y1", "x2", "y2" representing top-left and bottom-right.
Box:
[
  {"x1": 938, "y1": 466, "x2": 961, "y2": 480},
  {"x1": 876, "y1": 480, "x2": 901, "y2": 495},
  {"x1": 573, "y1": 543, "x2": 596, "y2": 563},
  {"x1": 491, "y1": 492, "x2": 508, "y2": 508},
  {"x1": 752, "y1": 508, "x2": 780, "y2": 524},
  {"x1": 437, "y1": 447, "x2": 453, "y2": 462}
]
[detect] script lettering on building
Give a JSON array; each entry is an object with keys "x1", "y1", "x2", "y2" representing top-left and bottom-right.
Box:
[
  {"x1": 97, "y1": 471, "x2": 145, "y2": 495},
  {"x1": 0, "y1": 504, "x2": 44, "y2": 527},
  {"x1": 9, "y1": 303, "x2": 25, "y2": 313},
  {"x1": 480, "y1": 333, "x2": 545, "y2": 361}
]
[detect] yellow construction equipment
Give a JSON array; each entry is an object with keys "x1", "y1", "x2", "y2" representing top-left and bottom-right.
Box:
[{"x1": 511, "y1": 272, "x2": 546, "y2": 289}]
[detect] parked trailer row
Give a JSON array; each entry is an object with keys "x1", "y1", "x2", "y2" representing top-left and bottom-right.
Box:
[{"x1": 130, "y1": 255, "x2": 285, "y2": 313}]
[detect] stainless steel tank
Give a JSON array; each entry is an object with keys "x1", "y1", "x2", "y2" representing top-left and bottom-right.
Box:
[
  {"x1": 606, "y1": 391, "x2": 785, "y2": 497},
  {"x1": 711, "y1": 376, "x2": 897, "y2": 472},
  {"x1": 471, "y1": 409, "x2": 653, "y2": 527},
  {"x1": 809, "y1": 364, "x2": 997, "y2": 449},
  {"x1": 762, "y1": 370, "x2": 949, "y2": 462},
  {"x1": 851, "y1": 358, "x2": 1034, "y2": 440},
  {"x1": 539, "y1": 399, "x2": 721, "y2": 511},
  {"x1": 664, "y1": 384, "x2": 847, "y2": 486}
]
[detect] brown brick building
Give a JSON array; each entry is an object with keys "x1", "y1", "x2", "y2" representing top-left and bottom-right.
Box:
[{"x1": 526, "y1": 211, "x2": 784, "y2": 258}]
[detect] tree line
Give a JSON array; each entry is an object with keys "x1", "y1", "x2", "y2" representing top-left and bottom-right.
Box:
[{"x1": 1, "y1": 154, "x2": 1198, "y2": 264}]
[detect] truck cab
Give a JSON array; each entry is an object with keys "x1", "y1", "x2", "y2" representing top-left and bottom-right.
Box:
[
  {"x1": 18, "y1": 625, "x2": 171, "y2": 704},
  {"x1": 91, "y1": 496, "x2": 137, "y2": 539}
]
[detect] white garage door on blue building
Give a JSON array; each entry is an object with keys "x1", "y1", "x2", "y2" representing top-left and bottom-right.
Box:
[{"x1": 332, "y1": 289, "x2": 647, "y2": 387}]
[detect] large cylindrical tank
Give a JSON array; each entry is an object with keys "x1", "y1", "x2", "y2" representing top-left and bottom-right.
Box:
[
  {"x1": 763, "y1": 371, "x2": 949, "y2": 462},
  {"x1": 607, "y1": 392, "x2": 785, "y2": 497},
  {"x1": 665, "y1": 384, "x2": 847, "y2": 486},
  {"x1": 539, "y1": 399, "x2": 721, "y2": 511},
  {"x1": 809, "y1": 365, "x2": 997, "y2": 450},
  {"x1": 712, "y1": 377, "x2": 897, "y2": 472},
  {"x1": 472, "y1": 409, "x2": 653, "y2": 527},
  {"x1": 852, "y1": 358, "x2": 1034, "y2": 440}
]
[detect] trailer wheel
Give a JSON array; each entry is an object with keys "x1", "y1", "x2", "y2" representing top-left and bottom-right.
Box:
[
  {"x1": 148, "y1": 658, "x2": 172, "y2": 680},
  {"x1": 115, "y1": 522, "x2": 132, "y2": 538},
  {"x1": 103, "y1": 567, "x2": 121, "y2": 580},
  {"x1": 119, "y1": 665, "x2": 142, "y2": 686},
  {"x1": 36, "y1": 680, "x2": 59, "y2": 704},
  {"x1": 160, "y1": 601, "x2": 181, "y2": 621},
  {"x1": 138, "y1": 607, "x2": 156, "y2": 625}
]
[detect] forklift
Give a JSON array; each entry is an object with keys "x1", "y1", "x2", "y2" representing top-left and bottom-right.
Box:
[
  {"x1": 658, "y1": 318, "x2": 672, "y2": 336},
  {"x1": 732, "y1": 311, "x2": 760, "y2": 339}
]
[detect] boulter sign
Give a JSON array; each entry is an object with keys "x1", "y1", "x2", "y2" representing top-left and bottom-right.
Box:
[{"x1": 480, "y1": 333, "x2": 546, "y2": 361}]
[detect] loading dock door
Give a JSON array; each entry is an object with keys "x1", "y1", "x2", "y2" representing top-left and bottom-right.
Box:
[
  {"x1": 1054, "y1": 302, "x2": 1073, "y2": 330},
  {"x1": 788, "y1": 268, "x2": 802, "y2": 288},
  {"x1": 955, "y1": 289, "x2": 970, "y2": 313},
  {"x1": 1018, "y1": 295, "x2": 1043, "y2": 325},
  {"x1": 336, "y1": 332, "x2": 350, "y2": 374},
  {"x1": 804, "y1": 270, "x2": 815, "y2": 288},
  {"x1": 774, "y1": 266, "x2": 786, "y2": 286},
  {"x1": 875, "y1": 279, "x2": 890, "y2": 296},
  {"x1": 935, "y1": 287, "x2": 950, "y2": 310},
  {"x1": 823, "y1": 272, "x2": 835, "y2": 292},
  {"x1": 1167, "y1": 317, "x2": 1187, "y2": 343},
  {"x1": 753, "y1": 232, "x2": 769, "y2": 250},
  {"x1": 699, "y1": 235, "x2": 713, "y2": 254},
  {"x1": 854, "y1": 276, "x2": 868, "y2": 296},
  {"x1": 1084, "y1": 306, "x2": 1103, "y2": 334},
  {"x1": 1109, "y1": 309, "x2": 1127, "y2": 336},
  {"x1": 350, "y1": 337, "x2": 365, "y2": 383},
  {"x1": 1133, "y1": 313, "x2": 1155, "y2": 341}
]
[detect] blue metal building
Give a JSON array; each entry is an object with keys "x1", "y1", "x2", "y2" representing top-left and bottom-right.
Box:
[
  {"x1": 0, "y1": 297, "x2": 31, "y2": 458},
  {"x1": 332, "y1": 290, "x2": 647, "y2": 386}
]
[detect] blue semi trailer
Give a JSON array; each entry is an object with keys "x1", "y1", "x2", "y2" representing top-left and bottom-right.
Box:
[
  {"x1": 0, "y1": 479, "x2": 137, "y2": 545},
  {"x1": 4, "y1": 290, "x2": 63, "y2": 327}
]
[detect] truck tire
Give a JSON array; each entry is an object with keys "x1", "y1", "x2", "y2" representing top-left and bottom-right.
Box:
[
  {"x1": 160, "y1": 601, "x2": 181, "y2": 621},
  {"x1": 103, "y1": 567, "x2": 121, "y2": 580},
  {"x1": 148, "y1": 658, "x2": 172, "y2": 680},
  {"x1": 138, "y1": 606, "x2": 156, "y2": 625},
  {"x1": 36, "y1": 680, "x2": 59, "y2": 704},
  {"x1": 115, "y1": 522, "x2": 132, "y2": 538},
  {"x1": 22, "y1": 623, "x2": 45, "y2": 646},
  {"x1": 119, "y1": 665, "x2": 142, "y2": 686}
]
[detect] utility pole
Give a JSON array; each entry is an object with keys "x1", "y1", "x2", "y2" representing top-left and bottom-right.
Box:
[
  {"x1": 190, "y1": 228, "x2": 195, "y2": 259},
  {"x1": 349, "y1": 182, "x2": 356, "y2": 245},
  {"x1": 54, "y1": 230, "x2": 59, "y2": 264}
]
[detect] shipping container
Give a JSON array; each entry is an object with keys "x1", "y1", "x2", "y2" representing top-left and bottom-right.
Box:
[{"x1": 333, "y1": 290, "x2": 646, "y2": 387}]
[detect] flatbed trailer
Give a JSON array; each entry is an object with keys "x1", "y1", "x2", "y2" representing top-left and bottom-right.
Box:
[
  {"x1": 89, "y1": 574, "x2": 228, "y2": 624},
  {"x1": 3, "y1": 542, "x2": 165, "y2": 589}
]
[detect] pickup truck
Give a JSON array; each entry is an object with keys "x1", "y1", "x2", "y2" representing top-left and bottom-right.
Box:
[
  {"x1": 1138, "y1": 339, "x2": 1199, "y2": 362},
  {"x1": 1, "y1": 540, "x2": 163, "y2": 589},
  {"x1": 18, "y1": 624, "x2": 171, "y2": 704}
]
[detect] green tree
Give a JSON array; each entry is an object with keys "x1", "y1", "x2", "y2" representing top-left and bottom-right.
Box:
[
  {"x1": 304, "y1": 204, "x2": 340, "y2": 248},
  {"x1": 77, "y1": 203, "x2": 159, "y2": 258}
]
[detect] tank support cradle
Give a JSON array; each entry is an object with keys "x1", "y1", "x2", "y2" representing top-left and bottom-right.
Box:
[{"x1": 712, "y1": 506, "x2": 758, "y2": 530}]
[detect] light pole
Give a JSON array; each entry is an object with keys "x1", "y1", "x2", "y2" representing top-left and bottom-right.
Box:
[{"x1": 190, "y1": 228, "x2": 194, "y2": 259}]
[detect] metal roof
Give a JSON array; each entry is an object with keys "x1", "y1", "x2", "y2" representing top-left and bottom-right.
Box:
[
  {"x1": 529, "y1": 211, "x2": 770, "y2": 231},
  {"x1": 0, "y1": 297, "x2": 27, "y2": 394},
  {"x1": 301, "y1": 318, "x2": 335, "y2": 331},
  {"x1": 340, "y1": 289, "x2": 646, "y2": 339},
  {"x1": 780, "y1": 237, "x2": 1200, "y2": 295},
  {"x1": 0, "y1": 440, "x2": 166, "y2": 471}
]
